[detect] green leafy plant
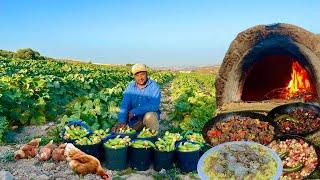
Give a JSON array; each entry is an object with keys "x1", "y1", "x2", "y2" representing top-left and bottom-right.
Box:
[
  {"x1": 0, "y1": 116, "x2": 9, "y2": 143},
  {"x1": 0, "y1": 151, "x2": 14, "y2": 163},
  {"x1": 169, "y1": 73, "x2": 216, "y2": 132}
]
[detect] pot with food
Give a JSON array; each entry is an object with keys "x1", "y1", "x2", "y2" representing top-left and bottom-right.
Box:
[
  {"x1": 268, "y1": 135, "x2": 319, "y2": 179},
  {"x1": 268, "y1": 103, "x2": 320, "y2": 135},
  {"x1": 203, "y1": 111, "x2": 276, "y2": 146}
]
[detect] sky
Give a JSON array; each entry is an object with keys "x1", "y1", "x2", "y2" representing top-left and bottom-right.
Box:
[{"x1": 0, "y1": 0, "x2": 319, "y2": 67}]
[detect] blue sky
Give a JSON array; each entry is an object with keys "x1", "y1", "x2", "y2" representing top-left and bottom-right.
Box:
[{"x1": 1, "y1": 0, "x2": 319, "y2": 67}]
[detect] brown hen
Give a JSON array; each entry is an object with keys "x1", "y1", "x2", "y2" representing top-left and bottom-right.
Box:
[
  {"x1": 52, "y1": 143, "x2": 67, "y2": 161},
  {"x1": 65, "y1": 143, "x2": 110, "y2": 180},
  {"x1": 14, "y1": 138, "x2": 41, "y2": 160},
  {"x1": 39, "y1": 140, "x2": 55, "y2": 161}
]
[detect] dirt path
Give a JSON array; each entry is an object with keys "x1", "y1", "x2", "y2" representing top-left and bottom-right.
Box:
[
  {"x1": 159, "y1": 82, "x2": 180, "y2": 133},
  {"x1": 160, "y1": 82, "x2": 173, "y2": 121}
]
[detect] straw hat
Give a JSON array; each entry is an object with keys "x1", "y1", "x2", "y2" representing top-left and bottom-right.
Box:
[{"x1": 131, "y1": 64, "x2": 147, "y2": 75}]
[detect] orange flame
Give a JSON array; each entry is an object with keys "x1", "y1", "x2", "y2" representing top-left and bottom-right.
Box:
[{"x1": 286, "y1": 61, "x2": 311, "y2": 94}]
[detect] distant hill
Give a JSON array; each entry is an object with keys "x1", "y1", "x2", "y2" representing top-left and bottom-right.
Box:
[
  {"x1": 154, "y1": 65, "x2": 220, "y2": 74},
  {"x1": 194, "y1": 66, "x2": 220, "y2": 74}
]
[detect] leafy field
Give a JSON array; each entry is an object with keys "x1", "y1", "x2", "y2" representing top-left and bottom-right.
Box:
[
  {"x1": 169, "y1": 72, "x2": 216, "y2": 132},
  {"x1": 0, "y1": 57, "x2": 217, "y2": 143},
  {"x1": 0, "y1": 57, "x2": 176, "y2": 142}
]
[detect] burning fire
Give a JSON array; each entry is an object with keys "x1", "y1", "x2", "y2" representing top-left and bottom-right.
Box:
[
  {"x1": 265, "y1": 60, "x2": 316, "y2": 100},
  {"x1": 285, "y1": 61, "x2": 312, "y2": 98}
]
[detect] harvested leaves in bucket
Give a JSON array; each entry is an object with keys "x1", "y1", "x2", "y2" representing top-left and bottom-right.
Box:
[
  {"x1": 131, "y1": 140, "x2": 155, "y2": 149},
  {"x1": 177, "y1": 142, "x2": 201, "y2": 152},
  {"x1": 155, "y1": 138, "x2": 176, "y2": 152},
  {"x1": 137, "y1": 127, "x2": 158, "y2": 138},
  {"x1": 104, "y1": 135, "x2": 131, "y2": 149}
]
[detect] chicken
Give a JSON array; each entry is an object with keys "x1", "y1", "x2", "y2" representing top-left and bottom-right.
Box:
[
  {"x1": 39, "y1": 140, "x2": 55, "y2": 161},
  {"x1": 14, "y1": 138, "x2": 41, "y2": 160},
  {"x1": 52, "y1": 143, "x2": 67, "y2": 161},
  {"x1": 65, "y1": 143, "x2": 110, "y2": 180}
]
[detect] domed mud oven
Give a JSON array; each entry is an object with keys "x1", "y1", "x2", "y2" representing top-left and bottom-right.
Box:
[{"x1": 215, "y1": 23, "x2": 320, "y2": 113}]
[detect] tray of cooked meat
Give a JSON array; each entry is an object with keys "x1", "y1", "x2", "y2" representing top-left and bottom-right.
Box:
[
  {"x1": 268, "y1": 103, "x2": 320, "y2": 136},
  {"x1": 202, "y1": 111, "x2": 276, "y2": 146}
]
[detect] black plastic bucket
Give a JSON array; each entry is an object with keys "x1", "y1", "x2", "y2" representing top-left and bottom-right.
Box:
[
  {"x1": 176, "y1": 141, "x2": 201, "y2": 172},
  {"x1": 103, "y1": 145, "x2": 128, "y2": 170},
  {"x1": 153, "y1": 149, "x2": 175, "y2": 171},
  {"x1": 75, "y1": 142, "x2": 103, "y2": 160},
  {"x1": 177, "y1": 149, "x2": 200, "y2": 172},
  {"x1": 129, "y1": 146, "x2": 153, "y2": 171}
]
